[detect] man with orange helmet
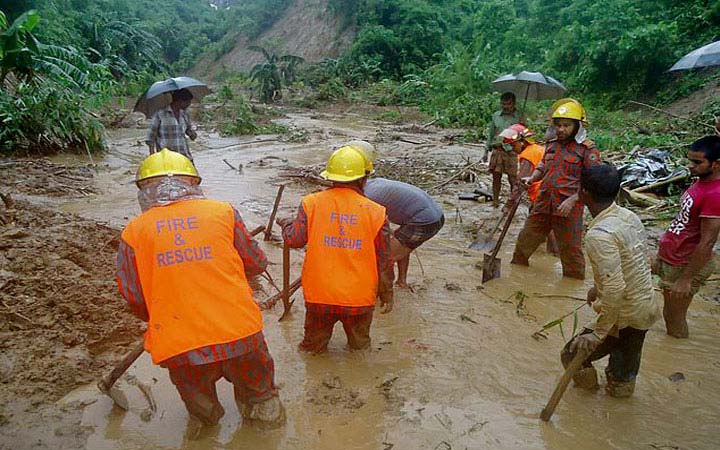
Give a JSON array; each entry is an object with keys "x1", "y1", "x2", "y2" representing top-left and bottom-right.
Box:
[
  {"x1": 499, "y1": 124, "x2": 558, "y2": 254},
  {"x1": 116, "y1": 149, "x2": 283, "y2": 433},
  {"x1": 511, "y1": 100, "x2": 601, "y2": 279}
]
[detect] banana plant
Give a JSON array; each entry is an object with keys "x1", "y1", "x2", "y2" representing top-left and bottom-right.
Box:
[{"x1": 0, "y1": 9, "x2": 41, "y2": 85}]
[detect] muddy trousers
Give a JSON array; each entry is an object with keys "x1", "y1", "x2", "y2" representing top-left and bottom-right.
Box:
[
  {"x1": 299, "y1": 308, "x2": 373, "y2": 353},
  {"x1": 511, "y1": 208, "x2": 585, "y2": 279},
  {"x1": 562, "y1": 328, "x2": 648, "y2": 393},
  {"x1": 167, "y1": 340, "x2": 278, "y2": 425}
]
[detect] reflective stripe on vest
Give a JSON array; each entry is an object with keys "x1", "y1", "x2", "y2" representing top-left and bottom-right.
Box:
[
  {"x1": 301, "y1": 187, "x2": 386, "y2": 307},
  {"x1": 121, "y1": 199, "x2": 263, "y2": 364},
  {"x1": 519, "y1": 143, "x2": 545, "y2": 203}
]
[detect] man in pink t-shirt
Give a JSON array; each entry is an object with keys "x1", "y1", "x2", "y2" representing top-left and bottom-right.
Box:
[{"x1": 656, "y1": 135, "x2": 720, "y2": 338}]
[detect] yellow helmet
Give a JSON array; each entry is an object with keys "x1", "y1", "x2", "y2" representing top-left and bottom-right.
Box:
[
  {"x1": 135, "y1": 148, "x2": 200, "y2": 185},
  {"x1": 320, "y1": 146, "x2": 367, "y2": 182},
  {"x1": 551, "y1": 98, "x2": 587, "y2": 123},
  {"x1": 552, "y1": 101, "x2": 587, "y2": 121},
  {"x1": 345, "y1": 140, "x2": 376, "y2": 174}
]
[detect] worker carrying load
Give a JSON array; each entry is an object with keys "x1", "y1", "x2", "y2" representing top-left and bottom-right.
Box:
[
  {"x1": 116, "y1": 149, "x2": 283, "y2": 433},
  {"x1": 277, "y1": 146, "x2": 394, "y2": 353}
]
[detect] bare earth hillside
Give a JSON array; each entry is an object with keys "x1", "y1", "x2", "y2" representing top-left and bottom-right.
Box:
[{"x1": 195, "y1": 0, "x2": 355, "y2": 78}]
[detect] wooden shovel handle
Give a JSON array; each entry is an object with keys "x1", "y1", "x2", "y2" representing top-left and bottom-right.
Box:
[
  {"x1": 98, "y1": 341, "x2": 145, "y2": 392},
  {"x1": 264, "y1": 185, "x2": 285, "y2": 241},
  {"x1": 488, "y1": 191, "x2": 523, "y2": 260},
  {"x1": 540, "y1": 348, "x2": 589, "y2": 422}
]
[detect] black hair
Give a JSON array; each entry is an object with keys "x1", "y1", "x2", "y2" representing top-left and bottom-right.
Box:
[
  {"x1": 581, "y1": 163, "x2": 620, "y2": 203},
  {"x1": 172, "y1": 88, "x2": 193, "y2": 102},
  {"x1": 500, "y1": 92, "x2": 516, "y2": 102},
  {"x1": 690, "y1": 135, "x2": 720, "y2": 162}
]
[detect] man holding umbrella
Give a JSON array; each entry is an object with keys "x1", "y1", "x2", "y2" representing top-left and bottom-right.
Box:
[
  {"x1": 146, "y1": 88, "x2": 197, "y2": 161},
  {"x1": 135, "y1": 77, "x2": 212, "y2": 162},
  {"x1": 485, "y1": 92, "x2": 525, "y2": 208}
]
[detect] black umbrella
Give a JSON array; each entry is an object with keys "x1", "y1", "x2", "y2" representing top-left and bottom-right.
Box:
[
  {"x1": 133, "y1": 76, "x2": 211, "y2": 118},
  {"x1": 669, "y1": 40, "x2": 720, "y2": 72},
  {"x1": 491, "y1": 71, "x2": 566, "y2": 115}
]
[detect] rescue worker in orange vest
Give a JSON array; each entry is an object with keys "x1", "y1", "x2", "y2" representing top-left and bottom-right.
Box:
[
  {"x1": 277, "y1": 146, "x2": 394, "y2": 353},
  {"x1": 116, "y1": 149, "x2": 283, "y2": 432},
  {"x1": 511, "y1": 100, "x2": 601, "y2": 279},
  {"x1": 499, "y1": 124, "x2": 558, "y2": 254}
]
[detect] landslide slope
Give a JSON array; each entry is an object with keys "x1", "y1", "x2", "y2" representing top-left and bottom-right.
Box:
[{"x1": 195, "y1": 0, "x2": 354, "y2": 78}]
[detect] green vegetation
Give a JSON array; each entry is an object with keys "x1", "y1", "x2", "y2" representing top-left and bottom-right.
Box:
[
  {"x1": 1, "y1": 10, "x2": 109, "y2": 154},
  {"x1": 308, "y1": 0, "x2": 720, "y2": 152},
  {"x1": 249, "y1": 46, "x2": 304, "y2": 103},
  {"x1": 1, "y1": 0, "x2": 292, "y2": 154},
  {"x1": 2, "y1": 0, "x2": 719, "y2": 154}
]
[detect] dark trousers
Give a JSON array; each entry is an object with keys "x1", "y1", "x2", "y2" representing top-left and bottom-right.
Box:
[{"x1": 562, "y1": 327, "x2": 648, "y2": 382}]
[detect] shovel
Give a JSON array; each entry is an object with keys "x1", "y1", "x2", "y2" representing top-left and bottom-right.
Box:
[
  {"x1": 470, "y1": 189, "x2": 523, "y2": 252},
  {"x1": 97, "y1": 341, "x2": 145, "y2": 410},
  {"x1": 540, "y1": 348, "x2": 590, "y2": 422},
  {"x1": 481, "y1": 191, "x2": 523, "y2": 283}
]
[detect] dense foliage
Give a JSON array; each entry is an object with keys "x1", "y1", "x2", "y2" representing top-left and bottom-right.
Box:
[
  {"x1": 316, "y1": 0, "x2": 720, "y2": 134},
  {"x1": 2, "y1": 0, "x2": 719, "y2": 154},
  {"x1": 1, "y1": 0, "x2": 291, "y2": 154}
]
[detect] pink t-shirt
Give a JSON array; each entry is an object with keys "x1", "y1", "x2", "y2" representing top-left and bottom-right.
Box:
[{"x1": 658, "y1": 178, "x2": 720, "y2": 266}]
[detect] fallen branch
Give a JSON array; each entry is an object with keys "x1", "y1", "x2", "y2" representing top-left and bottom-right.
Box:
[
  {"x1": 222, "y1": 159, "x2": 240, "y2": 171},
  {"x1": 206, "y1": 138, "x2": 278, "y2": 151},
  {"x1": 629, "y1": 100, "x2": 715, "y2": 130},
  {"x1": 427, "y1": 160, "x2": 484, "y2": 191},
  {"x1": 631, "y1": 173, "x2": 689, "y2": 193},
  {"x1": 531, "y1": 294, "x2": 586, "y2": 302},
  {"x1": 399, "y1": 137, "x2": 427, "y2": 145},
  {"x1": 265, "y1": 185, "x2": 285, "y2": 241},
  {"x1": 261, "y1": 277, "x2": 301, "y2": 310}
]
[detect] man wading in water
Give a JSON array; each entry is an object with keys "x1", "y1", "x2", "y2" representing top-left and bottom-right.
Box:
[{"x1": 277, "y1": 146, "x2": 394, "y2": 353}]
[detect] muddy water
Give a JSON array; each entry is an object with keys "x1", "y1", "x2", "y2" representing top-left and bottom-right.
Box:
[{"x1": 58, "y1": 112, "x2": 720, "y2": 450}]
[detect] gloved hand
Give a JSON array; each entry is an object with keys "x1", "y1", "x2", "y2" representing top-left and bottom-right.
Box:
[
  {"x1": 379, "y1": 290, "x2": 394, "y2": 314},
  {"x1": 570, "y1": 333, "x2": 601, "y2": 353}
]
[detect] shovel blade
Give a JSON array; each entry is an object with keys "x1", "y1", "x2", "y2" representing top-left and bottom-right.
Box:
[
  {"x1": 481, "y1": 254, "x2": 501, "y2": 284},
  {"x1": 98, "y1": 381, "x2": 129, "y2": 411},
  {"x1": 470, "y1": 237, "x2": 497, "y2": 252}
]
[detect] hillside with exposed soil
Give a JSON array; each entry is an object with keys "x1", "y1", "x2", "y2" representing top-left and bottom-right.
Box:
[{"x1": 194, "y1": 0, "x2": 354, "y2": 78}]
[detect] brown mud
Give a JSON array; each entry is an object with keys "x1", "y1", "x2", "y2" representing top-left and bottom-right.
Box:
[{"x1": 1, "y1": 105, "x2": 719, "y2": 450}]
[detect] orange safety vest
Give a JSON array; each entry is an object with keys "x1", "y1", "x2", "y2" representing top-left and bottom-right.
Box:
[
  {"x1": 301, "y1": 187, "x2": 386, "y2": 307},
  {"x1": 120, "y1": 199, "x2": 263, "y2": 364},
  {"x1": 519, "y1": 143, "x2": 545, "y2": 203}
]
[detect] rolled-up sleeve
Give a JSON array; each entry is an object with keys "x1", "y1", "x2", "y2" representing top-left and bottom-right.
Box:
[
  {"x1": 585, "y1": 230, "x2": 625, "y2": 338},
  {"x1": 232, "y1": 207, "x2": 268, "y2": 277},
  {"x1": 281, "y1": 202, "x2": 308, "y2": 248},
  {"x1": 116, "y1": 238, "x2": 149, "y2": 322}
]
